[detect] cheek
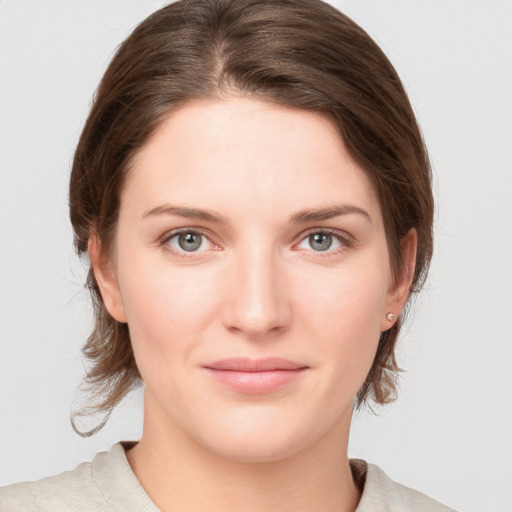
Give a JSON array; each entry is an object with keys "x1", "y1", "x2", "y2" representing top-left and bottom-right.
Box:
[
  {"x1": 115, "y1": 251, "x2": 220, "y2": 370},
  {"x1": 298, "y1": 259, "x2": 389, "y2": 334},
  {"x1": 295, "y1": 262, "x2": 389, "y2": 386}
]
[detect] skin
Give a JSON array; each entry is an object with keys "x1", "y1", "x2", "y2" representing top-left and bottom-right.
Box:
[{"x1": 90, "y1": 97, "x2": 416, "y2": 512}]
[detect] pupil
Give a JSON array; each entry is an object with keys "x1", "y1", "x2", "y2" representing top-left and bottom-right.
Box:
[
  {"x1": 310, "y1": 233, "x2": 332, "y2": 251},
  {"x1": 179, "y1": 233, "x2": 202, "y2": 251}
]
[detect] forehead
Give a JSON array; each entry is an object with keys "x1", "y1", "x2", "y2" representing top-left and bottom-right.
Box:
[{"x1": 124, "y1": 97, "x2": 381, "y2": 223}]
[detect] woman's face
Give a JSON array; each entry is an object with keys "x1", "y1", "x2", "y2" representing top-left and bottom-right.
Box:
[{"x1": 93, "y1": 97, "x2": 413, "y2": 462}]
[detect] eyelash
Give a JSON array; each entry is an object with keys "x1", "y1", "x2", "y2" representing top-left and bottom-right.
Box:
[
  {"x1": 296, "y1": 229, "x2": 354, "y2": 255},
  {"x1": 158, "y1": 228, "x2": 354, "y2": 258},
  {"x1": 158, "y1": 228, "x2": 218, "y2": 259}
]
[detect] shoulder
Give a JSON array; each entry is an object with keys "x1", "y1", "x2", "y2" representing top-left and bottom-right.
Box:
[
  {"x1": 0, "y1": 444, "x2": 136, "y2": 512},
  {"x1": 0, "y1": 459, "x2": 108, "y2": 512},
  {"x1": 0, "y1": 443, "x2": 156, "y2": 512},
  {"x1": 351, "y1": 459, "x2": 457, "y2": 512}
]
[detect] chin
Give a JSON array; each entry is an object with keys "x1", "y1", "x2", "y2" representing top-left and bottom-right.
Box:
[{"x1": 192, "y1": 407, "x2": 325, "y2": 464}]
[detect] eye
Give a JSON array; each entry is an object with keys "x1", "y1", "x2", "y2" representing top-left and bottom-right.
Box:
[
  {"x1": 297, "y1": 231, "x2": 345, "y2": 252},
  {"x1": 164, "y1": 230, "x2": 216, "y2": 254}
]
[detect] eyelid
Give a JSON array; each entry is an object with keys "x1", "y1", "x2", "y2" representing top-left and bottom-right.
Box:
[
  {"x1": 157, "y1": 226, "x2": 355, "y2": 257},
  {"x1": 158, "y1": 227, "x2": 220, "y2": 256},
  {"x1": 294, "y1": 228, "x2": 355, "y2": 253}
]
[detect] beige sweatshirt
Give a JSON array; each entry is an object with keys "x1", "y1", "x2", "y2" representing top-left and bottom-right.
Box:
[{"x1": 0, "y1": 443, "x2": 456, "y2": 511}]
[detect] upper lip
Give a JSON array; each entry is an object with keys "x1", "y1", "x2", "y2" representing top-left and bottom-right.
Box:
[{"x1": 204, "y1": 357, "x2": 308, "y2": 372}]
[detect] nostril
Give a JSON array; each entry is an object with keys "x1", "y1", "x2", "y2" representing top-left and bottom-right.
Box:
[{"x1": 223, "y1": 291, "x2": 291, "y2": 337}]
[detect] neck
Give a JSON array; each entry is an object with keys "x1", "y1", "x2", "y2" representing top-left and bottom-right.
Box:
[{"x1": 126, "y1": 396, "x2": 361, "y2": 512}]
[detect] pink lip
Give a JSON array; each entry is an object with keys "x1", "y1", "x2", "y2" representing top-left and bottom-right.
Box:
[{"x1": 203, "y1": 358, "x2": 308, "y2": 394}]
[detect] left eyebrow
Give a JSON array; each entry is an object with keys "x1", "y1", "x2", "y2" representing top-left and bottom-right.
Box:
[{"x1": 289, "y1": 204, "x2": 373, "y2": 225}]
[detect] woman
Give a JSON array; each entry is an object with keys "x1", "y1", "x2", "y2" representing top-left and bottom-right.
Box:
[{"x1": 1, "y1": 0, "x2": 454, "y2": 510}]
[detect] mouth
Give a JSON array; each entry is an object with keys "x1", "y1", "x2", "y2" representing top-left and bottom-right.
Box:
[{"x1": 203, "y1": 357, "x2": 309, "y2": 394}]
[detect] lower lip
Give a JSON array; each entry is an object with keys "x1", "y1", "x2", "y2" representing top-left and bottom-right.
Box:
[{"x1": 205, "y1": 368, "x2": 306, "y2": 394}]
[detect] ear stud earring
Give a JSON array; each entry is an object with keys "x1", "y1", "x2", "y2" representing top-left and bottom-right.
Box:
[{"x1": 386, "y1": 313, "x2": 396, "y2": 322}]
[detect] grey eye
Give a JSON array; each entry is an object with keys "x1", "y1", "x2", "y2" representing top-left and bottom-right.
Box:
[
  {"x1": 308, "y1": 233, "x2": 332, "y2": 251},
  {"x1": 177, "y1": 232, "x2": 203, "y2": 251}
]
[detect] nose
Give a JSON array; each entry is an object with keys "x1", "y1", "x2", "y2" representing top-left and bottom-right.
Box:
[{"x1": 222, "y1": 244, "x2": 292, "y2": 339}]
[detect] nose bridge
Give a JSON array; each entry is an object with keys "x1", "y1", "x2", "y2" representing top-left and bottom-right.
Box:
[{"x1": 224, "y1": 238, "x2": 290, "y2": 337}]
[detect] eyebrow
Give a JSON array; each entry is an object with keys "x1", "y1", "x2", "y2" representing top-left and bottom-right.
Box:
[
  {"x1": 289, "y1": 205, "x2": 372, "y2": 225},
  {"x1": 142, "y1": 203, "x2": 372, "y2": 225},
  {"x1": 142, "y1": 205, "x2": 229, "y2": 224}
]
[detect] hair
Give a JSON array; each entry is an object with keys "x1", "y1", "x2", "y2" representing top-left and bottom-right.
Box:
[{"x1": 69, "y1": 0, "x2": 433, "y2": 434}]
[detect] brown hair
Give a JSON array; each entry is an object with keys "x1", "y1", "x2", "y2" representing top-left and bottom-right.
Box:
[{"x1": 69, "y1": 0, "x2": 433, "y2": 434}]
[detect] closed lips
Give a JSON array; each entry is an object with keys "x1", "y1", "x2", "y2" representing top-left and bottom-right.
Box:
[{"x1": 203, "y1": 358, "x2": 309, "y2": 394}]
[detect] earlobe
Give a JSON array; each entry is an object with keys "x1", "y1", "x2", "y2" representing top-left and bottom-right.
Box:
[
  {"x1": 381, "y1": 229, "x2": 418, "y2": 331},
  {"x1": 88, "y1": 234, "x2": 127, "y2": 323}
]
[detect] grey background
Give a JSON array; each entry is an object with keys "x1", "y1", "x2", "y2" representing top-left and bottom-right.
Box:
[{"x1": 1, "y1": 1, "x2": 511, "y2": 511}]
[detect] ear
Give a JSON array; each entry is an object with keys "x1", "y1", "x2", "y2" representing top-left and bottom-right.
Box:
[
  {"x1": 88, "y1": 234, "x2": 127, "y2": 323},
  {"x1": 380, "y1": 228, "x2": 417, "y2": 331}
]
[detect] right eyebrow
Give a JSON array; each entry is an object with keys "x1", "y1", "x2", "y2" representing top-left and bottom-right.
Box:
[{"x1": 142, "y1": 204, "x2": 229, "y2": 224}]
